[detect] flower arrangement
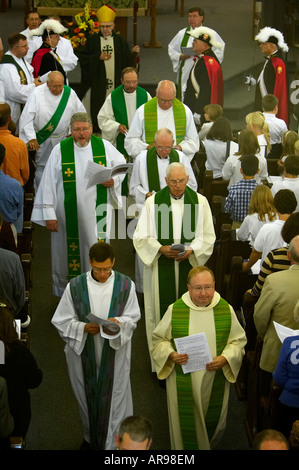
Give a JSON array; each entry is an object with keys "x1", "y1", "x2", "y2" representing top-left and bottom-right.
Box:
[{"x1": 63, "y1": 1, "x2": 100, "y2": 50}]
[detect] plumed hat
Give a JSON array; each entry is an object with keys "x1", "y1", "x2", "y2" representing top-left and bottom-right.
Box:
[
  {"x1": 187, "y1": 26, "x2": 223, "y2": 50},
  {"x1": 29, "y1": 19, "x2": 67, "y2": 38},
  {"x1": 255, "y1": 27, "x2": 289, "y2": 53},
  {"x1": 96, "y1": 4, "x2": 116, "y2": 22}
]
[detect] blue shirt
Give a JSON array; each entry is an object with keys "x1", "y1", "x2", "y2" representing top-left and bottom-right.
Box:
[
  {"x1": 0, "y1": 170, "x2": 24, "y2": 232},
  {"x1": 224, "y1": 179, "x2": 258, "y2": 223},
  {"x1": 273, "y1": 335, "x2": 299, "y2": 408}
]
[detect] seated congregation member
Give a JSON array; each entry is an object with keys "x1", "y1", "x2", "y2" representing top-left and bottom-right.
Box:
[
  {"x1": 277, "y1": 130, "x2": 298, "y2": 170},
  {"x1": 151, "y1": 266, "x2": 246, "y2": 450},
  {"x1": 0, "y1": 246, "x2": 29, "y2": 327},
  {"x1": 198, "y1": 103, "x2": 223, "y2": 141},
  {"x1": 252, "y1": 429, "x2": 289, "y2": 450},
  {"x1": 262, "y1": 94, "x2": 288, "y2": 159},
  {"x1": 242, "y1": 188, "x2": 297, "y2": 271},
  {"x1": 249, "y1": 211, "x2": 299, "y2": 297},
  {"x1": 224, "y1": 155, "x2": 259, "y2": 228},
  {"x1": 202, "y1": 116, "x2": 238, "y2": 179},
  {"x1": 271, "y1": 155, "x2": 299, "y2": 211},
  {"x1": 253, "y1": 236, "x2": 299, "y2": 396},
  {"x1": 133, "y1": 162, "x2": 215, "y2": 372},
  {"x1": 0, "y1": 212, "x2": 17, "y2": 253},
  {"x1": 0, "y1": 102, "x2": 29, "y2": 186},
  {"x1": 246, "y1": 111, "x2": 271, "y2": 158},
  {"x1": 273, "y1": 300, "x2": 299, "y2": 439},
  {"x1": 52, "y1": 242, "x2": 141, "y2": 450},
  {"x1": 222, "y1": 129, "x2": 268, "y2": 188},
  {"x1": 0, "y1": 143, "x2": 24, "y2": 235},
  {"x1": 0, "y1": 304, "x2": 42, "y2": 439},
  {"x1": 237, "y1": 184, "x2": 277, "y2": 247}
]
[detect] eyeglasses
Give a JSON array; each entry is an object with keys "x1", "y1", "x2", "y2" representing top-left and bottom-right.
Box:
[
  {"x1": 100, "y1": 24, "x2": 114, "y2": 28},
  {"x1": 158, "y1": 98, "x2": 174, "y2": 104},
  {"x1": 156, "y1": 146, "x2": 172, "y2": 152},
  {"x1": 189, "y1": 285, "x2": 214, "y2": 292},
  {"x1": 168, "y1": 178, "x2": 187, "y2": 185}
]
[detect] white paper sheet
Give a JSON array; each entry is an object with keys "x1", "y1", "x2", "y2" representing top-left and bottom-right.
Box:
[
  {"x1": 182, "y1": 47, "x2": 195, "y2": 56},
  {"x1": 84, "y1": 160, "x2": 133, "y2": 188},
  {"x1": 273, "y1": 321, "x2": 299, "y2": 343},
  {"x1": 174, "y1": 332, "x2": 213, "y2": 374}
]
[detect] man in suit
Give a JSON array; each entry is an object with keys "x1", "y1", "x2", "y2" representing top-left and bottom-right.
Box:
[{"x1": 254, "y1": 235, "x2": 299, "y2": 393}]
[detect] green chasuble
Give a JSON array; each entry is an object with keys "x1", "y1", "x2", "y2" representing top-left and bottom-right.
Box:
[
  {"x1": 111, "y1": 85, "x2": 148, "y2": 195},
  {"x1": 171, "y1": 296, "x2": 231, "y2": 449},
  {"x1": 70, "y1": 270, "x2": 132, "y2": 449},
  {"x1": 177, "y1": 27, "x2": 191, "y2": 101},
  {"x1": 36, "y1": 85, "x2": 71, "y2": 145},
  {"x1": 61, "y1": 135, "x2": 107, "y2": 281},
  {"x1": 146, "y1": 146, "x2": 180, "y2": 193},
  {"x1": 111, "y1": 85, "x2": 148, "y2": 157},
  {"x1": 144, "y1": 97, "x2": 186, "y2": 147},
  {"x1": 154, "y1": 185, "x2": 198, "y2": 318}
]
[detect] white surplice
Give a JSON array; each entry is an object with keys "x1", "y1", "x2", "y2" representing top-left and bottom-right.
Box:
[
  {"x1": 97, "y1": 88, "x2": 152, "y2": 148},
  {"x1": 31, "y1": 138, "x2": 126, "y2": 296},
  {"x1": 124, "y1": 101, "x2": 199, "y2": 161},
  {"x1": 133, "y1": 191, "x2": 215, "y2": 370},
  {"x1": 51, "y1": 270, "x2": 141, "y2": 449},
  {"x1": 19, "y1": 83, "x2": 86, "y2": 189},
  {"x1": 0, "y1": 51, "x2": 35, "y2": 132},
  {"x1": 168, "y1": 26, "x2": 225, "y2": 99},
  {"x1": 151, "y1": 291, "x2": 246, "y2": 450}
]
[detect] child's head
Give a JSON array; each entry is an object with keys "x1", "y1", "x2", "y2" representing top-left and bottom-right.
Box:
[
  {"x1": 203, "y1": 104, "x2": 223, "y2": 122},
  {"x1": 262, "y1": 94, "x2": 278, "y2": 113},
  {"x1": 240, "y1": 154, "x2": 259, "y2": 177},
  {"x1": 206, "y1": 116, "x2": 233, "y2": 142},
  {"x1": 237, "y1": 129, "x2": 260, "y2": 156},
  {"x1": 248, "y1": 184, "x2": 276, "y2": 221},
  {"x1": 282, "y1": 130, "x2": 299, "y2": 155},
  {"x1": 284, "y1": 155, "x2": 299, "y2": 176},
  {"x1": 274, "y1": 189, "x2": 297, "y2": 215}
]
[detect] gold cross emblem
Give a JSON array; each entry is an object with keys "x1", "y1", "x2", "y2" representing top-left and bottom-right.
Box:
[
  {"x1": 69, "y1": 242, "x2": 78, "y2": 251},
  {"x1": 65, "y1": 168, "x2": 73, "y2": 177},
  {"x1": 46, "y1": 123, "x2": 54, "y2": 132},
  {"x1": 69, "y1": 259, "x2": 80, "y2": 271}
]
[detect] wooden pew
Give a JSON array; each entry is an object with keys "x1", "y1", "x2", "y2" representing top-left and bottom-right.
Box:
[
  {"x1": 202, "y1": 170, "x2": 229, "y2": 205},
  {"x1": 210, "y1": 195, "x2": 231, "y2": 239},
  {"x1": 190, "y1": 146, "x2": 206, "y2": 192}
]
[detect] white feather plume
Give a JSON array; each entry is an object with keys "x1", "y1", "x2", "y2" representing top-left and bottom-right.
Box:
[
  {"x1": 29, "y1": 19, "x2": 67, "y2": 38},
  {"x1": 187, "y1": 26, "x2": 223, "y2": 50},
  {"x1": 255, "y1": 27, "x2": 288, "y2": 53}
]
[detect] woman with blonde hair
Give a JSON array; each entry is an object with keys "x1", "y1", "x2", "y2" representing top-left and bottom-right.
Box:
[
  {"x1": 237, "y1": 184, "x2": 277, "y2": 247},
  {"x1": 246, "y1": 111, "x2": 271, "y2": 157},
  {"x1": 222, "y1": 129, "x2": 268, "y2": 188},
  {"x1": 277, "y1": 130, "x2": 299, "y2": 170}
]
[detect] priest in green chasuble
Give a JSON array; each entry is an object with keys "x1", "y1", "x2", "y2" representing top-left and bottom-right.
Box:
[
  {"x1": 133, "y1": 162, "x2": 215, "y2": 371},
  {"x1": 151, "y1": 266, "x2": 246, "y2": 450}
]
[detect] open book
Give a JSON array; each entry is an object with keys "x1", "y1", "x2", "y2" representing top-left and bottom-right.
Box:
[{"x1": 84, "y1": 160, "x2": 133, "y2": 189}]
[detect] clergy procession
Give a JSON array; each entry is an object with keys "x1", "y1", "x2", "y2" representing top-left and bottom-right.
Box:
[{"x1": 0, "y1": 0, "x2": 299, "y2": 453}]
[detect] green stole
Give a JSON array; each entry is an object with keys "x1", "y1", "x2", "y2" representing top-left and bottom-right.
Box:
[
  {"x1": 111, "y1": 85, "x2": 148, "y2": 196},
  {"x1": 177, "y1": 27, "x2": 191, "y2": 101},
  {"x1": 1, "y1": 54, "x2": 28, "y2": 84},
  {"x1": 70, "y1": 270, "x2": 132, "y2": 449},
  {"x1": 146, "y1": 147, "x2": 180, "y2": 192},
  {"x1": 171, "y1": 296, "x2": 231, "y2": 449},
  {"x1": 144, "y1": 97, "x2": 187, "y2": 147},
  {"x1": 61, "y1": 135, "x2": 107, "y2": 281},
  {"x1": 36, "y1": 85, "x2": 71, "y2": 145},
  {"x1": 154, "y1": 185, "x2": 197, "y2": 318}
]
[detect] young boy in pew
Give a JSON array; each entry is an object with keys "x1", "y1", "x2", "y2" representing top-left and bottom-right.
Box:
[{"x1": 224, "y1": 154, "x2": 259, "y2": 229}]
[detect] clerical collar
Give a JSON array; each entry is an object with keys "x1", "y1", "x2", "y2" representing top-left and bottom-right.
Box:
[
  {"x1": 156, "y1": 152, "x2": 169, "y2": 160},
  {"x1": 170, "y1": 192, "x2": 184, "y2": 200}
]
